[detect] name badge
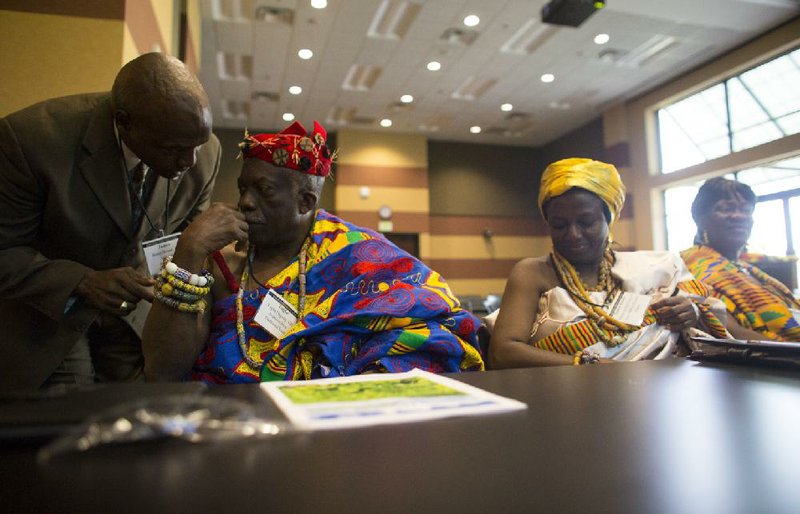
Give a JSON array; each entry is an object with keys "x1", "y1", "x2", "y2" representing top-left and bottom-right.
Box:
[
  {"x1": 607, "y1": 291, "x2": 651, "y2": 326},
  {"x1": 142, "y1": 232, "x2": 181, "y2": 276},
  {"x1": 253, "y1": 289, "x2": 298, "y2": 340}
]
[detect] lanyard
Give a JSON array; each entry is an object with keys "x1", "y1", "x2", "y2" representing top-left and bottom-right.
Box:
[{"x1": 118, "y1": 136, "x2": 169, "y2": 237}]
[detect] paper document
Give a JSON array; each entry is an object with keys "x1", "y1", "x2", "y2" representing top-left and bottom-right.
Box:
[
  {"x1": 607, "y1": 291, "x2": 650, "y2": 326},
  {"x1": 261, "y1": 368, "x2": 527, "y2": 430}
]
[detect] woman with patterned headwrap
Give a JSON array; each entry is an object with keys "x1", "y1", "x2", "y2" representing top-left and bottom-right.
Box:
[
  {"x1": 488, "y1": 158, "x2": 744, "y2": 368},
  {"x1": 680, "y1": 177, "x2": 800, "y2": 342}
]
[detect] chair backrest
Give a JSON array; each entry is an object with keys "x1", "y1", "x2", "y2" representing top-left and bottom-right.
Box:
[
  {"x1": 476, "y1": 324, "x2": 492, "y2": 370},
  {"x1": 458, "y1": 295, "x2": 488, "y2": 316},
  {"x1": 752, "y1": 259, "x2": 798, "y2": 291},
  {"x1": 483, "y1": 294, "x2": 502, "y2": 314}
]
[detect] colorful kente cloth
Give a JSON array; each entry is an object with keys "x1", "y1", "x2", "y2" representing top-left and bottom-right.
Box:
[
  {"x1": 681, "y1": 245, "x2": 800, "y2": 341},
  {"x1": 191, "y1": 210, "x2": 484, "y2": 383},
  {"x1": 486, "y1": 252, "x2": 729, "y2": 360}
]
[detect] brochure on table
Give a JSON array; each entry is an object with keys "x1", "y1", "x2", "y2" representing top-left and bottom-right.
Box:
[{"x1": 261, "y1": 368, "x2": 527, "y2": 430}]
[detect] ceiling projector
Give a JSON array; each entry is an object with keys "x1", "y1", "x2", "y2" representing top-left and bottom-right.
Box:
[{"x1": 541, "y1": 0, "x2": 606, "y2": 27}]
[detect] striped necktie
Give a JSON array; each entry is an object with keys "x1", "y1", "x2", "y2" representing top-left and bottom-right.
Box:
[{"x1": 129, "y1": 162, "x2": 147, "y2": 232}]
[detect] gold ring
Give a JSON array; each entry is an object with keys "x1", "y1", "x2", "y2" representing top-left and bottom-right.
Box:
[{"x1": 120, "y1": 300, "x2": 131, "y2": 311}]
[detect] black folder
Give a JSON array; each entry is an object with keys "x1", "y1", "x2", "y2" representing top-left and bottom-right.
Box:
[{"x1": 690, "y1": 336, "x2": 800, "y2": 370}]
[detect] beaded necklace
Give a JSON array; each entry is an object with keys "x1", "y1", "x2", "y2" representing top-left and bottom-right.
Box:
[
  {"x1": 235, "y1": 238, "x2": 310, "y2": 369},
  {"x1": 550, "y1": 248, "x2": 639, "y2": 346}
]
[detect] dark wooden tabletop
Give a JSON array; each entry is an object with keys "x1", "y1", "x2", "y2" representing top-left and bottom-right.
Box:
[{"x1": 3, "y1": 359, "x2": 800, "y2": 513}]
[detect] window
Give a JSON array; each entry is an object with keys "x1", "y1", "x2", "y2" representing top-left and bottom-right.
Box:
[
  {"x1": 657, "y1": 47, "x2": 800, "y2": 174},
  {"x1": 663, "y1": 156, "x2": 800, "y2": 283}
]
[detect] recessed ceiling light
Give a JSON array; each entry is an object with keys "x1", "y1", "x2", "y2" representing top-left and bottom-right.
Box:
[
  {"x1": 541, "y1": 73, "x2": 555, "y2": 83},
  {"x1": 400, "y1": 94, "x2": 414, "y2": 103},
  {"x1": 463, "y1": 15, "x2": 480, "y2": 27},
  {"x1": 470, "y1": 126, "x2": 481, "y2": 134},
  {"x1": 380, "y1": 118, "x2": 392, "y2": 127},
  {"x1": 298, "y1": 48, "x2": 313, "y2": 60},
  {"x1": 500, "y1": 103, "x2": 513, "y2": 112},
  {"x1": 427, "y1": 61, "x2": 442, "y2": 71},
  {"x1": 310, "y1": 0, "x2": 327, "y2": 9},
  {"x1": 594, "y1": 33, "x2": 610, "y2": 45},
  {"x1": 283, "y1": 112, "x2": 295, "y2": 121},
  {"x1": 288, "y1": 85, "x2": 303, "y2": 95}
]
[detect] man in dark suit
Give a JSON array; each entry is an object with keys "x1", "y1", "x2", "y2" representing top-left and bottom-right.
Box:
[{"x1": 0, "y1": 52, "x2": 221, "y2": 390}]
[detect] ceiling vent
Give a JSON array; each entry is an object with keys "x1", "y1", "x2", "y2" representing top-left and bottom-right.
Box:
[
  {"x1": 439, "y1": 27, "x2": 478, "y2": 46},
  {"x1": 367, "y1": 0, "x2": 421, "y2": 40},
  {"x1": 342, "y1": 64, "x2": 383, "y2": 91},
  {"x1": 254, "y1": 5, "x2": 295, "y2": 25},
  {"x1": 451, "y1": 76, "x2": 497, "y2": 101},
  {"x1": 217, "y1": 52, "x2": 253, "y2": 80},
  {"x1": 387, "y1": 101, "x2": 412, "y2": 112},
  {"x1": 506, "y1": 112, "x2": 531, "y2": 122},
  {"x1": 599, "y1": 35, "x2": 678, "y2": 68},
  {"x1": 501, "y1": 18, "x2": 558, "y2": 55},
  {"x1": 351, "y1": 116, "x2": 377, "y2": 126},
  {"x1": 251, "y1": 91, "x2": 279, "y2": 102},
  {"x1": 484, "y1": 127, "x2": 525, "y2": 137}
]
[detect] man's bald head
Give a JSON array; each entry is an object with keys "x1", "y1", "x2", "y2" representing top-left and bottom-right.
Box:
[
  {"x1": 111, "y1": 53, "x2": 213, "y2": 179},
  {"x1": 111, "y1": 52, "x2": 209, "y2": 120}
]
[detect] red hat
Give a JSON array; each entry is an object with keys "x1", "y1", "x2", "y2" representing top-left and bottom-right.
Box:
[{"x1": 238, "y1": 120, "x2": 335, "y2": 177}]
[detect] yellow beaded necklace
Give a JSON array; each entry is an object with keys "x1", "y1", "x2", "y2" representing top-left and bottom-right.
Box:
[
  {"x1": 235, "y1": 239, "x2": 310, "y2": 369},
  {"x1": 551, "y1": 248, "x2": 640, "y2": 346}
]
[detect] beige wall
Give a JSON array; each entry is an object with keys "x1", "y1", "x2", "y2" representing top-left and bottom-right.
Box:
[
  {"x1": 0, "y1": 9, "x2": 124, "y2": 115},
  {"x1": 186, "y1": 0, "x2": 203, "y2": 71},
  {"x1": 338, "y1": 130, "x2": 428, "y2": 168},
  {"x1": 335, "y1": 129, "x2": 431, "y2": 257},
  {"x1": 150, "y1": 0, "x2": 177, "y2": 55},
  {"x1": 617, "y1": 18, "x2": 800, "y2": 251},
  {"x1": 1, "y1": 1, "x2": 196, "y2": 117}
]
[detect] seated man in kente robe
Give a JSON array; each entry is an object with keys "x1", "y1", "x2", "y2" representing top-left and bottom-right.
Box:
[{"x1": 142, "y1": 120, "x2": 484, "y2": 383}]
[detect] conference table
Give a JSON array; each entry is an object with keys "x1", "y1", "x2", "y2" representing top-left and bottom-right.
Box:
[{"x1": 2, "y1": 359, "x2": 800, "y2": 513}]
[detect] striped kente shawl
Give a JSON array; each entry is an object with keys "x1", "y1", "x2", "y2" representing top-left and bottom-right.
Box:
[
  {"x1": 681, "y1": 245, "x2": 800, "y2": 342},
  {"x1": 192, "y1": 210, "x2": 484, "y2": 383}
]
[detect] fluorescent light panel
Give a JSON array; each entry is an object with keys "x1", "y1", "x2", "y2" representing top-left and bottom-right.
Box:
[
  {"x1": 326, "y1": 106, "x2": 356, "y2": 125},
  {"x1": 222, "y1": 99, "x2": 249, "y2": 119},
  {"x1": 217, "y1": 52, "x2": 252, "y2": 80},
  {"x1": 367, "y1": 0, "x2": 422, "y2": 39},
  {"x1": 342, "y1": 64, "x2": 383, "y2": 91},
  {"x1": 451, "y1": 76, "x2": 497, "y2": 101},
  {"x1": 501, "y1": 18, "x2": 558, "y2": 55},
  {"x1": 617, "y1": 35, "x2": 678, "y2": 67}
]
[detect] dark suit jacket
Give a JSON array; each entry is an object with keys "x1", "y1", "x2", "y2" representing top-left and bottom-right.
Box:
[{"x1": 0, "y1": 93, "x2": 221, "y2": 389}]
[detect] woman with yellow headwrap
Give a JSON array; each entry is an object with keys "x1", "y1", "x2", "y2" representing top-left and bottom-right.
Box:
[{"x1": 488, "y1": 158, "x2": 739, "y2": 368}]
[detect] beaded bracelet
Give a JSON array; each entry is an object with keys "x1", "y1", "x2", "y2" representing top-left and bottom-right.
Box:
[
  {"x1": 573, "y1": 349, "x2": 601, "y2": 366},
  {"x1": 159, "y1": 270, "x2": 211, "y2": 297},
  {"x1": 153, "y1": 289, "x2": 207, "y2": 313},
  {"x1": 156, "y1": 278, "x2": 202, "y2": 302},
  {"x1": 162, "y1": 256, "x2": 214, "y2": 287}
]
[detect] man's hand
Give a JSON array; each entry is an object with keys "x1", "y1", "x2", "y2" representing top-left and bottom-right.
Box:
[
  {"x1": 174, "y1": 203, "x2": 248, "y2": 263},
  {"x1": 651, "y1": 295, "x2": 698, "y2": 332},
  {"x1": 75, "y1": 267, "x2": 156, "y2": 315}
]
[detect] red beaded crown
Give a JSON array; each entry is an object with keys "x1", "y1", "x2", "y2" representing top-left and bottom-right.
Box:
[{"x1": 238, "y1": 120, "x2": 335, "y2": 177}]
